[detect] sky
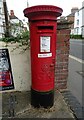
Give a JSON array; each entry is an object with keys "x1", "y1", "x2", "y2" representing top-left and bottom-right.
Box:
[{"x1": 6, "y1": 0, "x2": 83, "y2": 21}]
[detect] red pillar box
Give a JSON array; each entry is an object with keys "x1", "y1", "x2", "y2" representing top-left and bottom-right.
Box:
[{"x1": 23, "y1": 5, "x2": 63, "y2": 108}]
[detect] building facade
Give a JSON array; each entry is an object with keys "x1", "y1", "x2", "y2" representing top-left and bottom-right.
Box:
[
  {"x1": 0, "y1": 0, "x2": 5, "y2": 38},
  {"x1": 66, "y1": 7, "x2": 79, "y2": 35},
  {"x1": 0, "y1": 1, "x2": 27, "y2": 38},
  {"x1": 82, "y1": 1, "x2": 84, "y2": 37},
  {"x1": 9, "y1": 10, "x2": 25, "y2": 37},
  {"x1": 74, "y1": 1, "x2": 84, "y2": 37}
]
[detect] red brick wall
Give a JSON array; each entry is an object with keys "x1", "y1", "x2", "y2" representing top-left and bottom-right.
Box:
[{"x1": 55, "y1": 29, "x2": 70, "y2": 89}]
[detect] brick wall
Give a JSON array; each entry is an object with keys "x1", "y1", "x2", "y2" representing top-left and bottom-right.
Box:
[{"x1": 55, "y1": 29, "x2": 71, "y2": 89}]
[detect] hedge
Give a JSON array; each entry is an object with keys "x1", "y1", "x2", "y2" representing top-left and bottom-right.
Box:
[
  {"x1": 70, "y1": 34, "x2": 84, "y2": 39},
  {"x1": 0, "y1": 30, "x2": 30, "y2": 43}
]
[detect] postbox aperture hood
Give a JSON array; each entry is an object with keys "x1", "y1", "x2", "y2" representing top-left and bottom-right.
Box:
[{"x1": 23, "y1": 5, "x2": 63, "y2": 21}]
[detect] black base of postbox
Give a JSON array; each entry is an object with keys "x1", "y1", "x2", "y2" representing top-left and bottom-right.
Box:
[{"x1": 31, "y1": 88, "x2": 54, "y2": 108}]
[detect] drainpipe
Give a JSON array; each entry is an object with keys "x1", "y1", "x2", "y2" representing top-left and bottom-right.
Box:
[{"x1": 3, "y1": 0, "x2": 10, "y2": 37}]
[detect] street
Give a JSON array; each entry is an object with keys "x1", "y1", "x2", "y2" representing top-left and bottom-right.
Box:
[
  {"x1": 68, "y1": 39, "x2": 84, "y2": 107},
  {"x1": 69, "y1": 39, "x2": 84, "y2": 60}
]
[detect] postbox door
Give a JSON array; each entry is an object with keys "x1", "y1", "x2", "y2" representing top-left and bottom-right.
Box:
[{"x1": 31, "y1": 24, "x2": 56, "y2": 92}]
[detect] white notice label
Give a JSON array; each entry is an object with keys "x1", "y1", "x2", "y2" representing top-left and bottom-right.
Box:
[
  {"x1": 38, "y1": 53, "x2": 52, "y2": 58},
  {"x1": 40, "y1": 36, "x2": 50, "y2": 52}
]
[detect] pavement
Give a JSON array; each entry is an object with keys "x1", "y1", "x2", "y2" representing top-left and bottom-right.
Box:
[
  {"x1": 1, "y1": 40, "x2": 84, "y2": 119},
  {"x1": 66, "y1": 56, "x2": 83, "y2": 119},
  {"x1": 12, "y1": 55, "x2": 83, "y2": 119},
  {"x1": 61, "y1": 90, "x2": 84, "y2": 119},
  {"x1": 16, "y1": 90, "x2": 75, "y2": 119},
  {"x1": 3, "y1": 90, "x2": 76, "y2": 120},
  {"x1": 68, "y1": 56, "x2": 83, "y2": 106}
]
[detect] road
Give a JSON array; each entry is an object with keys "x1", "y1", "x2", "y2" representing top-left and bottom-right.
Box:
[
  {"x1": 69, "y1": 39, "x2": 84, "y2": 60},
  {"x1": 68, "y1": 39, "x2": 84, "y2": 107}
]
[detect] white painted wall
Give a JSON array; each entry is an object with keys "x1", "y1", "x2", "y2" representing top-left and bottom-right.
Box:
[
  {"x1": 0, "y1": 42, "x2": 31, "y2": 91},
  {"x1": 82, "y1": 1, "x2": 84, "y2": 25},
  {"x1": 10, "y1": 18, "x2": 24, "y2": 37},
  {"x1": 74, "y1": 9, "x2": 82, "y2": 35},
  {"x1": 10, "y1": 18, "x2": 19, "y2": 24},
  {"x1": 82, "y1": 1, "x2": 84, "y2": 37},
  {"x1": 74, "y1": 1, "x2": 84, "y2": 36}
]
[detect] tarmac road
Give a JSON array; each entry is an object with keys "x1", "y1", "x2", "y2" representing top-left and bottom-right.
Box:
[
  {"x1": 68, "y1": 39, "x2": 84, "y2": 107},
  {"x1": 69, "y1": 39, "x2": 84, "y2": 60}
]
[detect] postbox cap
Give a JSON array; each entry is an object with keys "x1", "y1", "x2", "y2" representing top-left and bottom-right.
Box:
[{"x1": 23, "y1": 5, "x2": 63, "y2": 21}]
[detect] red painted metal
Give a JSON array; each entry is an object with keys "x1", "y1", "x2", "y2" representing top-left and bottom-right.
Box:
[{"x1": 23, "y1": 5, "x2": 63, "y2": 92}]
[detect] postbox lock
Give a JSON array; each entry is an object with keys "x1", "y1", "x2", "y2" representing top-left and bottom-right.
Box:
[{"x1": 50, "y1": 64, "x2": 54, "y2": 67}]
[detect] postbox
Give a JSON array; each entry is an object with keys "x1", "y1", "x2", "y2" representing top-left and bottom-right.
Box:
[{"x1": 23, "y1": 5, "x2": 63, "y2": 108}]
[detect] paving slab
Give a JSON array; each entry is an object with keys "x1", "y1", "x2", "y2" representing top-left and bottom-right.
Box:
[
  {"x1": 15, "y1": 90, "x2": 75, "y2": 119},
  {"x1": 1, "y1": 90, "x2": 75, "y2": 119},
  {"x1": 61, "y1": 90, "x2": 83, "y2": 119}
]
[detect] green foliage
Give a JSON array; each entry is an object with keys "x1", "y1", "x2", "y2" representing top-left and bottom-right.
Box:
[
  {"x1": 0, "y1": 30, "x2": 30, "y2": 44},
  {"x1": 0, "y1": 37, "x2": 18, "y2": 43},
  {"x1": 70, "y1": 34, "x2": 84, "y2": 39},
  {"x1": 21, "y1": 30, "x2": 30, "y2": 40}
]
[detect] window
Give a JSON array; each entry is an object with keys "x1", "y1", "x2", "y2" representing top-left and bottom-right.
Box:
[
  {"x1": 76, "y1": 27, "x2": 79, "y2": 34},
  {"x1": 77, "y1": 11, "x2": 79, "y2": 16},
  {"x1": 77, "y1": 19, "x2": 79, "y2": 25},
  {"x1": 81, "y1": 26, "x2": 84, "y2": 35},
  {"x1": 0, "y1": 17, "x2": 1, "y2": 21},
  {"x1": 74, "y1": 28, "x2": 76, "y2": 33},
  {"x1": 0, "y1": 8, "x2": 1, "y2": 14}
]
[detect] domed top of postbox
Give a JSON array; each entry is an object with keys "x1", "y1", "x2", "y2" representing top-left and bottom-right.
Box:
[{"x1": 23, "y1": 5, "x2": 63, "y2": 21}]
